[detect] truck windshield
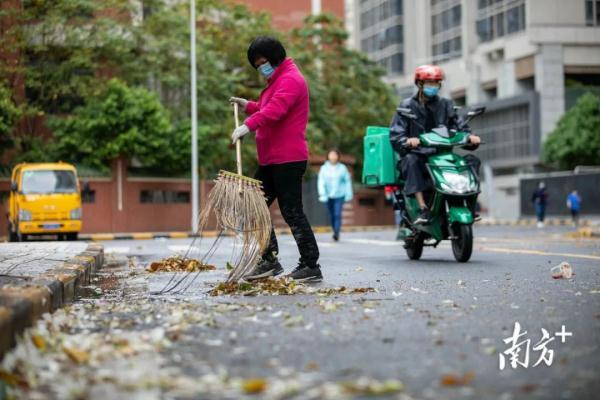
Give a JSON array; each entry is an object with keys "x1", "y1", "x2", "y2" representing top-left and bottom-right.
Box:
[{"x1": 21, "y1": 170, "x2": 77, "y2": 194}]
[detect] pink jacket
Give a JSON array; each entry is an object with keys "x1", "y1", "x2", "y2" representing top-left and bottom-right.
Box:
[{"x1": 244, "y1": 58, "x2": 310, "y2": 166}]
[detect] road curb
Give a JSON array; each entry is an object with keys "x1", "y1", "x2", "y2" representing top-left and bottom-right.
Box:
[
  {"x1": 477, "y1": 217, "x2": 593, "y2": 227},
  {"x1": 0, "y1": 243, "x2": 104, "y2": 360}
]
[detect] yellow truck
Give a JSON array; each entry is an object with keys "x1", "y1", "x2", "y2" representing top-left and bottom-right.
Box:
[{"x1": 7, "y1": 162, "x2": 83, "y2": 242}]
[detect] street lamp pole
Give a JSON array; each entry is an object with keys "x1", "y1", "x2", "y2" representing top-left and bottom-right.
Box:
[{"x1": 190, "y1": 0, "x2": 198, "y2": 233}]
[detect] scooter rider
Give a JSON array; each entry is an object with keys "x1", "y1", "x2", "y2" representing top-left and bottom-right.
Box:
[{"x1": 390, "y1": 65, "x2": 481, "y2": 224}]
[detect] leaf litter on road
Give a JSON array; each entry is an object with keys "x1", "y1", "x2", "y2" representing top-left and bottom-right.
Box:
[
  {"x1": 147, "y1": 256, "x2": 216, "y2": 273},
  {"x1": 210, "y1": 277, "x2": 375, "y2": 297}
]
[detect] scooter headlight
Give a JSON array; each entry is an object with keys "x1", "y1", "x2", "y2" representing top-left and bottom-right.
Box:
[
  {"x1": 70, "y1": 207, "x2": 82, "y2": 220},
  {"x1": 19, "y1": 209, "x2": 33, "y2": 222},
  {"x1": 440, "y1": 170, "x2": 477, "y2": 194}
]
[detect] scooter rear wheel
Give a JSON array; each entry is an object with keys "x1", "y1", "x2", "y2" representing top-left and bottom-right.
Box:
[
  {"x1": 405, "y1": 236, "x2": 424, "y2": 260},
  {"x1": 452, "y1": 224, "x2": 473, "y2": 262}
]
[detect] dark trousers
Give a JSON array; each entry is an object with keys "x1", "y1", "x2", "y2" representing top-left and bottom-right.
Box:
[
  {"x1": 400, "y1": 152, "x2": 482, "y2": 196},
  {"x1": 570, "y1": 209, "x2": 579, "y2": 225},
  {"x1": 535, "y1": 203, "x2": 546, "y2": 222},
  {"x1": 400, "y1": 153, "x2": 431, "y2": 196},
  {"x1": 255, "y1": 161, "x2": 320, "y2": 267},
  {"x1": 326, "y1": 197, "x2": 344, "y2": 236}
]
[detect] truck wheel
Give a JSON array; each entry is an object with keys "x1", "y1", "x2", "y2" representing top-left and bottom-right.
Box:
[
  {"x1": 66, "y1": 233, "x2": 78, "y2": 241},
  {"x1": 8, "y1": 224, "x2": 18, "y2": 242},
  {"x1": 452, "y1": 224, "x2": 473, "y2": 262},
  {"x1": 405, "y1": 235, "x2": 424, "y2": 260}
]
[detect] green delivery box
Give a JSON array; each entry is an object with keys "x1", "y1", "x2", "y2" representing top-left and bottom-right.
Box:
[{"x1": 361, "y1": 126, "x2": 399, "y2": 186}]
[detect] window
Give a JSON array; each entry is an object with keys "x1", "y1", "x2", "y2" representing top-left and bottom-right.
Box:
[
  {"x1": 359, "y1": 1, "x2": 404, "y2": 76},
  {"x1": 140, "y1": 190, "x2": 190, "y2": 204},
  {"x1": 585, "y1": 0, "x2": 600, "y2": 25},
  {"x1": 476, "y1": 0, "x2": 526, "y2": 43},
  {"x1": 21, "y1": 170, "x2": 77, "y2": 195},
  {"x1": 431, "y1": 0, "x2": 462, "y2": 63}
]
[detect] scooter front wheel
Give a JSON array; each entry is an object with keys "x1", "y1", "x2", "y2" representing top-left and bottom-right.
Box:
[
  {"x1": 452, "y1": 224, "x2": 473, "y2": 262},
  {"x1": 405, "y1": 235, "x2": 424, "y2": 260}
]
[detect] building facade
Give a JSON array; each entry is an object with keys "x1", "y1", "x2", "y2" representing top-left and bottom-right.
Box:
[{"x1": 347, "y1": 0, "x2": 600, "y2": 218}]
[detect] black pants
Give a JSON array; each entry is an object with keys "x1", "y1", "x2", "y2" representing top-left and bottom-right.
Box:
[
  {"x1": 255, "y1": 161, "x2": 320, "y2": 267},
  {"x1": 400, "y1": 152, "x2": 481, "y2": 196}
]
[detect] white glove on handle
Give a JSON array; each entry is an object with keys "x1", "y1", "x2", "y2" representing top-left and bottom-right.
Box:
[
  {"x1": 229, "y1": 97, "x2": 248, "y2": 111},
  {"x1": 231, "y1": 124, "x2": 250, "y2": 144}
]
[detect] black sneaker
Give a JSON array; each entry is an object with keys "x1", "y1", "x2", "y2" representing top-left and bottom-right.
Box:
[
  {"x1": 414, "y1": 208, "x2": 430, "y2": 225},
  {"x1": 333, "y1": 233, "x2": 339, "y2": 242},
  {"x1": 244, "y1": 256, "x2": 284, "y2": 281},
  {"x1": 474, "y1": 213, "x2": 482, "y2": 222},
  {"x1": 288, "y1": 263, "x2": 323, "y2": 283}
]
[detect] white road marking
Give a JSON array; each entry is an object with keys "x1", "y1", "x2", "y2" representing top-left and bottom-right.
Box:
[
  {"x1": 284, "y1": 241, "x2": 335, "y2": 248},
  {"x1": 480, "y1": 246, "x2": 600, "y2": 261},
  {"x1": 104, "y1": 246, "x2": 130, "y2": 254},
  {"x1": 168, "y1": 245, "x2": 200, "y2": 253},
  {"x1": 344, "y1": 238, "x2": 398, "y2": 247}
]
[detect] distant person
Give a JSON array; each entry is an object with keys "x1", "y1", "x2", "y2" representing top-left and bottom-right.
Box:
[
  {"x1": 318, "y1": 149, "x2": 353, "y2": 241},
  {"x1": 384, "y1": 185, "x2": 403, "y2": 240},
  {"x1": 531, "y1": 182, "x2": 548, "y2": 228},
  {"x1": 566, "y1": 190, "x2": 581, "y2": 226}
]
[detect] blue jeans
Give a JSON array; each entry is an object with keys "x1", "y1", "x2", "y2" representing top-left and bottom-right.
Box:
[{"x1": 327, "y1": 197, "x2": 345, "y2": 236}]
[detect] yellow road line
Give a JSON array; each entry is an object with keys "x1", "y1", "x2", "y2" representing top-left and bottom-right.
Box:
[
  {"x1": 169, "y1": 232, "x2": 189, "y2": 239},
  {"x1": 132, "y1": 232, "x2": 153, "y2": 240},
  {"x1": 90, "y1": 233, "x2": 115, "y2": 241},
  {"x1": 480, "y1": 246, "x2": 600, "y2": 261}
]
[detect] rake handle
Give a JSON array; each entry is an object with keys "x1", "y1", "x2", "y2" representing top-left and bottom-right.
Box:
[{"x1": 233, "y1": 103, "x2": 243, "y2": 176}]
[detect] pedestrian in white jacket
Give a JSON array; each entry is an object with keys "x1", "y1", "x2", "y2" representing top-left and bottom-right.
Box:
[{"x1": 318, "y1": 149, "x2": 353, "y2": 241}]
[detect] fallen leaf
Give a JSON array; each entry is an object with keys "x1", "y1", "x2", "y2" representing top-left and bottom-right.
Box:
[
  {"x1": 440, "y1": 371, "x2": 475, "y2": 386},
  {"x1": 305, "y1": 362, "x2": 320, "y2": 371},
  {"x1": 0, "y1": 369, "x2": 28, "y2": 387},
  {"x1": 31, "y1": 333, "x2": 47, "y2": 351},
  {"x1": 63, "y1": 346, "x2": 90, "y2": 364},
  {"x1": 342, "y1": 378, "x2": 404, "y2": 395},
  {"x1": 242, "y1": 378, "x2": 267, "y2": 394}
]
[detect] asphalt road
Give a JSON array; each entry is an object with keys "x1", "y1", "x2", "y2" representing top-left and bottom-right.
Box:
[{"x1": 3, "y1": 225, "x2": 599, "y2": 400}]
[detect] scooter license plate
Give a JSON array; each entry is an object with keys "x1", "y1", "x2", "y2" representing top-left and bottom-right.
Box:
[{"x1": 43, "y1": 224, "x2": 61, "y2": 230}]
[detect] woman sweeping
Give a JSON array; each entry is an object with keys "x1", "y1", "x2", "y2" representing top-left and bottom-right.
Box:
[
  {"x1": 318, "y1": 149, "x2": 353, "y2": 241},
  {"x1": 229, "y1": 36, "x2": 322, "y2": 282}
]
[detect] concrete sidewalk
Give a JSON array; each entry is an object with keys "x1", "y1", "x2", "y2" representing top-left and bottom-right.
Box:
[{"x1": 0, "y1": 242, "x2": 104, "y2": 358}]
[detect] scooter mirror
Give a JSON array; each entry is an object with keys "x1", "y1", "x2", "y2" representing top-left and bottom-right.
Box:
[{"x1": 467, "y1": 106, "x2": 486, "y2": 117}]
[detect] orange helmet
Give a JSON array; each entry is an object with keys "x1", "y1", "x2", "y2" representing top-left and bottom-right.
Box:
[{"x1": 414, "y1": 65, "x2": 444, "y2": 84}]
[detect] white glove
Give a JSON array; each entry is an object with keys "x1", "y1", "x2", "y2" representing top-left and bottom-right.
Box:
[
  {"x1": 231, "y1": 124, "x2": 250, "y2": 144},
  {"x1": 229, "y1": 97, "x2": 248, "y2": 111}
]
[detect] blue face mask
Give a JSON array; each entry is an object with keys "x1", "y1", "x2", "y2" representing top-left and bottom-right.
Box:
[
  {"x1": 423, "y1": 85, "x2": 440, "y2": 97},
  {"x1": 258, "y1": 62, "x2": 275, "y2": 78}
]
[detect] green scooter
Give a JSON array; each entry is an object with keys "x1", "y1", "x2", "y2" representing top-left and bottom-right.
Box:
[{"x1": 362, "y1": 106, "x2": 485, "y2": 262}]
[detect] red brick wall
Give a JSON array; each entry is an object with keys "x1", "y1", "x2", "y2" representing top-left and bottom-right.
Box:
[
  {"x1": 231, "y1": 0, "x2": 344, "y2": 30},
  {"x1": 0, "y1": 165, "x2": 393, "y2": 237}
]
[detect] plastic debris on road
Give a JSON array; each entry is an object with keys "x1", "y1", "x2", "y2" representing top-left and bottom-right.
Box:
[{"x1": 551, "y1": 262, "x2": 573, "y2": 279}]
